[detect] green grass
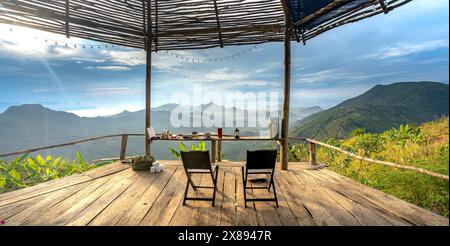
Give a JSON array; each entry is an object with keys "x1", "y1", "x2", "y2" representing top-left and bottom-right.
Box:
[
  {"x1": 0, "y1": 152, "x2": 112, "y2": 194},
  {"x1": 289, "y1": 117, "x2": 449, "y2": 217}
]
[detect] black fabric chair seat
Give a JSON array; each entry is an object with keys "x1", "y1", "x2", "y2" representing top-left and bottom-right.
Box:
[
  {"x1": 181, "y1": 151, "x2": 219, "y2": 207},
  {"x1": 242, "y1": 150, "x2": 278, "y2": 208}
]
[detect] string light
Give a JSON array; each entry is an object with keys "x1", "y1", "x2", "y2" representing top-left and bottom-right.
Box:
[
  {"x1": 4, "y1": 27, "x2": 262, "y2": 63},
  {"x1": 157, "y1": 44, "x2": 261, "y2": 64},
  {"x1": 4, "y1": 27, "x2": 115, "y2": 49}
]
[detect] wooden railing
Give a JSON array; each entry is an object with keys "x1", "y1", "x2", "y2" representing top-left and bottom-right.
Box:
[
  {"x1": 304, "y1": 138, "x2": 449, "y2": 180},
  {"x1": 0, "y1": 133, "x2": 145, "y2": 160},
  {"x1": 1, "y1": 134, "x2": 448, "y2": 180}
]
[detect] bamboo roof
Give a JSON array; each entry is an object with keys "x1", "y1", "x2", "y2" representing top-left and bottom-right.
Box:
[{"x1": 0, "y1": 0, "x2": 410, "y2": 50}]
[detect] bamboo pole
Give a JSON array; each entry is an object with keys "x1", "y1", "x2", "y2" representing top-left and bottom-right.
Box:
[
  {"x1": 145, "y1": 0, "x2": 152, "y2": 157},
  {"x1": 217, "y1": 139, "x2": 222, "y2": 162},
  {"x1": 120, "y1": 134, "x2": 128, "y2": 161},
  {"x1": 64, "y1": 0, "x2": 70, "y2": 38},
  {"x1": 212, "y1": 0, "x2": 224, "y2": 48},
  {"x1": 279, "y1": 0, "x2": 291, "y2": 170},
  {"x1": 211, "y1": 139, "x2": 217, "y2": 164},
  {"x1": 306, "y1": 138, "x2": 449, "y2": 180},
  {"x1": 309, "y1": 142, "x2": 316, "y2": 165}
]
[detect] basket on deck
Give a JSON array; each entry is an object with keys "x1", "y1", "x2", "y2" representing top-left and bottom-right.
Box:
[{"x1": 131, "y1": 155, "x2": 155, "y2": 171}]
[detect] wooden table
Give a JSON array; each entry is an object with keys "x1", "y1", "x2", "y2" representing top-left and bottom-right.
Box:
[{"x1": 151, "y1": 135, "x2": 278, "y2": 163}]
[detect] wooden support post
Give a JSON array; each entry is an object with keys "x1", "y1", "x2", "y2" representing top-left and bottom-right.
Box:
[
  {"x1": 145, "y1": 0, "x2": 152, "y2": 157},
  {"x1": 142, "y1": 0, "x2": 146, "y2": 51},
  {"x1": 217, "y1": 139, "x2": 222, "y2": 162},
  {"x1": 120, "y1": 134, "x2": 128, "y2": 161},
  {"x1": 309, "y1": 142, "x2": 317, "y2": 165},
  {"x1": 213, "y1": 0, "x2": 224, "y2": 48},
  {"x1": 211, "y1": 140, "x2": 217, "y2": 164},
  {"x1": 280, "y1": 7, "x2": 292, "y2": 170},
  {"x1": 65, "y1": 0, "x2": 70, "y2": 38},
  {"x1": 155, "y1": 0, "x2": 159, "y2": 51}
]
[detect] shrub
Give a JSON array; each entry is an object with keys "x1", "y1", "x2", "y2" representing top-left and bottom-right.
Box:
[
  {"x1": 0, "y1": 152, "x2": 109, "y2": 194},
  {"x1": 288, "y1": 118, "x2": 449, "y2": 217},
  {"x1": 169, "y1": 141, "x2": 207, "y2": 159}
]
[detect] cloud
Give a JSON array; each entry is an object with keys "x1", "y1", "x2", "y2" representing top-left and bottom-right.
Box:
[
  {"x1": 203, "y1": 68, "x2": 248, "y2": 81},
  {"x1": 32, "y1": 88, "x2": 54, "y2": 93},
  {"x1": 100, "y1": 49, "x2": 145, "y2": 66},
  {"x1": 68, "y1": 105, "x2": 143, "y2": 117},
  {"x1": 220, "y1": 80, "x2": 275, "y2": 89},
  {"x1": 365, "y1": 39, "x2": 449, "y2": 60},
  {"x1": 86, "y1": 65, "x2": 132, "y2": 71},
  {"x1": 291, "y1": 84, "x2": 375, "y2": 108},
  {"x1": 84, "y1": 87, "x2": 139, "y2": 96},
  {"x1": 295, "y1": 68, "x2": 370, "y2": 84},
  {"x1": 295, "y1": 67, "x2": 409, "y2": 84}
]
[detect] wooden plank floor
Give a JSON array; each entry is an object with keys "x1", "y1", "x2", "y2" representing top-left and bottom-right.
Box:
[{"x1": 0, "y1": 161, "x2": 447, "y2": 226}]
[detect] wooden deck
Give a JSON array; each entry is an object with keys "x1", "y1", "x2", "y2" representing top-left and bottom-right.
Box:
[{"x1": 0, "y1": 161, "x2": 447, "y2": 226}]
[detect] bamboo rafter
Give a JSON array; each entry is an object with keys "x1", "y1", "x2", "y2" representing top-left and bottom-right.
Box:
[{"x1": 0, "y1": 0, "x2": 410, "y2": 50}]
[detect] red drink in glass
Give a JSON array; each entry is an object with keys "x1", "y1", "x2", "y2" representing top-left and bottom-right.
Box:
[{"x1": 218, "y1": 128, "x2": 223, "y2": 138}]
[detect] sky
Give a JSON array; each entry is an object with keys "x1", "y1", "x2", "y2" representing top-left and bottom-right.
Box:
[{"x1": 0, "y1": 0, "x2": 448, "y2": 117}]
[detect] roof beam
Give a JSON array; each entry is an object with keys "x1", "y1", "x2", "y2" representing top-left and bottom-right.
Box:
[
  {"x1": 65, "y1": 0, "x2": 70, "y2": 38},
  {"x1": 143, "y1": 0, "x2": 147, "y2": 51},
  {"x1": 212, "y1": 0, "x2": 224, "y2": 48},
  {"x1": 1, "y1": 1, "x2": 143, "y2": 36},
  {"x1": 378, "y1": 0, "x2": 389, "y2": 14},
  {"x1": 155, "y1": 24, "x2": 284, "y2": 37},
  {"x1": 0, "y1": 0, "x2": 411, "y2": 51},
  {"x1": 155, "y1": 0, "x2": 159, "y2": 51}
]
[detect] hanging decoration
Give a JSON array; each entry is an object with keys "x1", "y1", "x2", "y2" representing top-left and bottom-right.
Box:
[
  {"x1": 3, "y1": 27, "x2": 115, "y2": 49},
  {"x1": 156, "y1": 44, "x2": 261, "y2": 64},
  {"x1": 3, "y1": 27, "x2": 262, "y2": 64}
]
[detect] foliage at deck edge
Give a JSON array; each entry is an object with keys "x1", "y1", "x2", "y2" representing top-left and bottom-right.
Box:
[
  {"x1": 289, "y1": 117, "x2": 449, "y2": 217},
  {"x1": 0, "y1": 152, "x2": 111, "y2": 194}
]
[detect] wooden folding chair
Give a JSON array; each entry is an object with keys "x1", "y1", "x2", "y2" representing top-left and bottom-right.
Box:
[
  {"x1": 241, "y1": 149, "x2": 278, "y2": 207},
  {"x1": 180, "y1": 151, "x2": 219, "y2": 207}
]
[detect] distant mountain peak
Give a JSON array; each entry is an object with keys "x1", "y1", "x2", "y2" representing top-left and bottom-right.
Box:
[
  {"x1": 6, "y1": 103, "x2": 45, "y2": 111},
  {"x1": 292, "y1": 81, "x2": 449, "y2": 139},
  {"x1": 2, "y1": 104, "x2": 47, "y2": 115}
]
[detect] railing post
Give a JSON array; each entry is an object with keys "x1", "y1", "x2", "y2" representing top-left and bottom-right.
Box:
[
  {"x1": 120, "y1": 134, "x2": 128, "y2": 162},
  {"x1": 309, "y1": 141, "x2": 317, "y2": 165},
  {"x1": 217, "y1": 139, "x2": 222, "y2": 162},
  {"x1": 211, "y1": 139, "x2": 217, "y2": 164}
]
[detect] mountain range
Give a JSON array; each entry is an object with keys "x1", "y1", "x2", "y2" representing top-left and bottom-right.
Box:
[
  {"x1": 291, "y1": 81, "x2": 449, "y2": 139},
  {"x1": 1, "y1": 81, "x2": 448, "y2": 160},
  {"x1": 0, "y1": 103, "x2": 321, "y2": 161}
]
